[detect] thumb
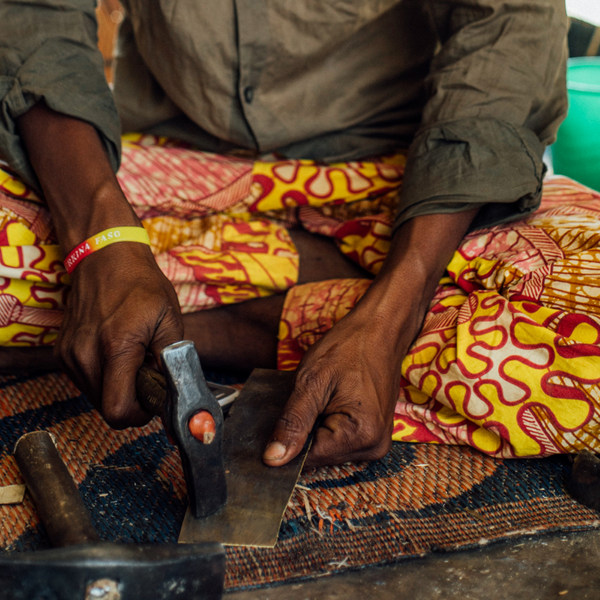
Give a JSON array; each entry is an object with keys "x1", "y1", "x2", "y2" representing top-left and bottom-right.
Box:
[
  {"x1": 263, "y1": 376, "x2": 328, "y2": 467},
  {"x1": 148, "y1": 309, "x2": 184, "y2": 372}
]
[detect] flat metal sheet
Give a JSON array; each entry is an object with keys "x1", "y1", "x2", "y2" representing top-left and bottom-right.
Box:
[{"x1": 178, "y1": 369, "x2": 310, "y2": 548}]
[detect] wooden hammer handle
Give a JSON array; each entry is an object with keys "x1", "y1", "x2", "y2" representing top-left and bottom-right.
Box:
[
  {"x1": 14, "y1": 431, "x2": 100, "y2": 548},
  {"x1": 136, "y1": 364, "x2": 167, "y2": 416},
  {"x1": 136, "y1": 360, "x2": 217, "y2": 445}
]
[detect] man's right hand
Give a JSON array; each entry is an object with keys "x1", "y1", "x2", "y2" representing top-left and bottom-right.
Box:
[
  {"x1": 58, "y1": 242, "x2": 183, "y2": 428},
  {"x1": 18, "y1": 102, "x2": 184, "y2": 428}
]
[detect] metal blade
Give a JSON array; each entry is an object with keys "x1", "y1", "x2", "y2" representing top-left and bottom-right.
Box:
[{"x1": 178, "y1": 369, "x2": 310, "y2": 548}]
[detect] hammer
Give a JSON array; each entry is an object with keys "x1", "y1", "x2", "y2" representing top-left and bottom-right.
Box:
[
  {"x1": 135, "y1": 341, "x2": 227, "y2": 518},
  {"x1": 5, "y1": 430, "x2": 224, "y2": 600}
]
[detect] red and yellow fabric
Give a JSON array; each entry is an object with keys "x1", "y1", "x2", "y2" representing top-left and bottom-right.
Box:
[
  {"x1": 0, "y1": 134, "x2": 404, "y2": 339},
  {"x1": 279, "y1": 178, "x2": 600, "y2": 458},
  {"x1": 1, "y1": 134, "x2": 600, "y2": 459}
]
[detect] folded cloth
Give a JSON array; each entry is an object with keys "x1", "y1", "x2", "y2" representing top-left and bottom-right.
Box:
[{"x1": 279, "y1": 177, "x2": 600, "y2": 458}]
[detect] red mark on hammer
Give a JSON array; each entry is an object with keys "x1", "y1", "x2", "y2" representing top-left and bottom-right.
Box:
[{"x1": 188, "y1": 410, "x2": 216, "y2": 444}]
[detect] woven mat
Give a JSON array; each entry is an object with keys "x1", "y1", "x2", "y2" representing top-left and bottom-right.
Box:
[{"x1": 1, "y1": 372, "x2": 599, "y2": 591}]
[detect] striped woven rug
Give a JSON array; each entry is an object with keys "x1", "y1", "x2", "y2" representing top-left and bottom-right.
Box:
[{"x1": 1, "y1": 371, "x2": 599, "y2": 590}]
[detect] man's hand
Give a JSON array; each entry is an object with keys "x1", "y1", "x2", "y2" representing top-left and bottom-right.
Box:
[
  {"x1": 18, "y1": 103, "x2": 183, "y2": 427},
  {"x1": 264, "y1": 208, "x2": 479, "y2": 468},
  {"x1": 58, "y1": 243, "x2": 183, "y2": 428},
  {"x1": 263, "y1": 304, "x2": 408, "y2": 469}
]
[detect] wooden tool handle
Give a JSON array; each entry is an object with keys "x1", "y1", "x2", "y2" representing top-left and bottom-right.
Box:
[
  {"x1": 136, "y1": 364, "x2": 167, "y2": 416},
  {"x1": 14, "y1": 431, "x2": 100, "y2": 548}
]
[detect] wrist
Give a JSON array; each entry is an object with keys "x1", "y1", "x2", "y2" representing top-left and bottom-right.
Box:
[
  {"x1": 64, "y1": 226, "x2": 151, "y2": 274},
  {"x1": 360, "y1": 252, "x2": 430, "y2": 317},
  {"x1": 54, "y1": 179, "x2": 141, "y2": 254},
  {"x1": 67, "y1": 239, "x2": 159, "y2": 285},
  {"x1": 354, "y1": 210, "x2": 478, "y2": 335}
]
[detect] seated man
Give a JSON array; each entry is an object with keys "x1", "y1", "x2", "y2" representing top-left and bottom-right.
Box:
[{"x1": 0, "y1": 0, "x2": 569, "y2": 468}]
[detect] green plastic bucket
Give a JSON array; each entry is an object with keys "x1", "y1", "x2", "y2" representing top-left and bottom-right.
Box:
[{"x1": 552, "y1": 57, "x2": 600, "y2": 191}]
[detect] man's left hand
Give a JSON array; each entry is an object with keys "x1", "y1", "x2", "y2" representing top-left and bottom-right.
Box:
[
  {"x1": 263, "y1": 208, "x2": 479, "y2": 468},
  {"x1": 262, "y1": 301, "x2": 411, "y2": 468}
]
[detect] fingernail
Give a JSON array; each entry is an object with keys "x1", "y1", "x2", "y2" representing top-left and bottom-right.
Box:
[{"x1": 263, "y1": 441, "x2": 286, "y2": 461}]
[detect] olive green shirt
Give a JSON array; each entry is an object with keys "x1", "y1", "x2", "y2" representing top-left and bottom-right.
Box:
[{"x1": 0, "y1": 0, "x2": 568, "y2": 229}]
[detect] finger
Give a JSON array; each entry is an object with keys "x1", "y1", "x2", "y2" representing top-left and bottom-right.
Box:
[
  {"x1": 101, "y1": 340, "x2": 153, "y2": 429},
  {"x1": 55, "y1": 329, "x2": 102, "y2": 409},
  {"x1": 263, "y1": 375, "x2": 331, "y2": 467},
  {"x1": 304, "y1": 413, "x2": 392, "y2": 469}
]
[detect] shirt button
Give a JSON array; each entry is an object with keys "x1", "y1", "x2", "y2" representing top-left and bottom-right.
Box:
[{"x1": 243, "y1": 86, "x2": 254, "y2": 104}]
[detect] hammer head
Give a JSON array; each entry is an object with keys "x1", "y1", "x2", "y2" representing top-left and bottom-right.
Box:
[
  {"x1": 161, "y1": 342, "x2": 227, "y2": 518},
  {"x1": 0, "y1": 542, "x2": 224, "y2": 600}
]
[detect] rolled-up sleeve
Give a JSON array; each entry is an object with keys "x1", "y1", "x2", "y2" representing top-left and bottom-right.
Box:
[
  {"x1": 395, "y1": 0, "x2": 568, "y2": 231},
  {"x1": 0, "y1": 0, "x2": 121, "y2": 191}
]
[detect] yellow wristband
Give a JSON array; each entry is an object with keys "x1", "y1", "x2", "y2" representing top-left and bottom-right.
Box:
[{"x1": 64, "y1": 227, "x2": 151, "y2": 274}]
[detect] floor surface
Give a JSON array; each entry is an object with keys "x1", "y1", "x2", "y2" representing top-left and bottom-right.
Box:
[{"x1": 228, "y1": 529, "x2": 600, "y2": 599}]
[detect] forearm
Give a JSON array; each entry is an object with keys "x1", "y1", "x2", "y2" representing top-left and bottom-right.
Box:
[
  {"x1": 17, "y1": 102, "x2": 138, "y2": 253},
  {"x1": 352, "y1": 208, "x2": 478, "y2": 350},
  {"x1": 17, "y1": 102, "x2": 183, "y2": 428},
  {"x1": 265, "y1": 208, "x2": 480, "y2": 467}
]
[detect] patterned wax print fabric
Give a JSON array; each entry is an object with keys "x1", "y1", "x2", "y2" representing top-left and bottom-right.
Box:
[
  {"x1": 279, "y1": 178, "x2": 600, "y2": 459},
  {"x1": 0, "y1": 133, "x2": 403, "y2": 343},
  {"x1": 1, "y1": 135, "x2": 600, "y2": 459}
]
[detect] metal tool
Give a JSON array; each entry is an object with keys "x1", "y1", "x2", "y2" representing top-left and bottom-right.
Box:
[
  {"x1": 1, "y1": 430, "x2": 224, "y2": 600},
  {"x1": 136, "y1": 344, "x2": 309, "y2": 547},
  {"x1": 136, "y1": 341, "x2": 227, "y2": 518},
  {"x1": 567, "y1": 449, "x2": 600, "y2": 511},
  {"x1": 179, "y1": 369, "x2": 311, "y2": 547}
]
